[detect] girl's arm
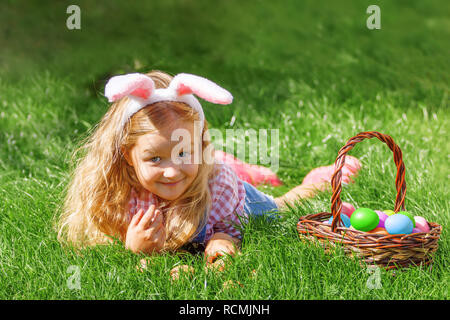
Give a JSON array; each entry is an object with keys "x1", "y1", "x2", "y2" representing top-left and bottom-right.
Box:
[
  {"x1": 274, "y1": 181, "x2": 330, "y2": 209},
  {"x1": 205, "y1": 232, "x2": 240, "y2": 260}
]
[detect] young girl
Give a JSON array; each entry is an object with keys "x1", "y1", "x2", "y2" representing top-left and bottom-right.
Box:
[{"x1": 57, "y1": 70, "x2": 360, "y2": 261}]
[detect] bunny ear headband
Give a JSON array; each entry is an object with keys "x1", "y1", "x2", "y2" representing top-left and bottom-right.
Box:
[{"x1": 104, "y1": 73, "x2": 233, "y2": 131}]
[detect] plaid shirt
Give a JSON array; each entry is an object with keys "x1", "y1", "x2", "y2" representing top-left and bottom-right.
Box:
[{"x1": 127, "y1": 163, "x2": 247, "y2": 243}]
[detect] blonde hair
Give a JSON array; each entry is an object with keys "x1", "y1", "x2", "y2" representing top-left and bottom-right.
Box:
[{"x1": 57, "y1": 70, "x2": 216, "y2": 251}]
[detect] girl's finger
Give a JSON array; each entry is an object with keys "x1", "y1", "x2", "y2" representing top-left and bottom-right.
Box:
[
  {"x1": 146, "y1": 223, "x2": 165, "y2": 245},
  {"x1": 130, "y1": 209, "x2": 144, "y2": 226},
  {"x1": 152, "y1": 210, "x2": 164, "y2": 225},
  {"x1": 146, "y1": 211, "x2": 164, "y2": 233},
  {"x1": 206, "y1": 251, "x2": 225, "y2": 265},
  {"x1": 138, "y1": 205, "x2": 157, "y2": 229},
  {"x1": 154, "y1": 224, "x2": 166, "y2": 241}
]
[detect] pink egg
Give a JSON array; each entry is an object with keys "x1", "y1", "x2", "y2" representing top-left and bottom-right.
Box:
[
  {"x1": 341, "y1": 202, "x2": 356, "y2": 217},
  {"x1": 375, "y1": 210, "x2": 389, "y2": 228},
  {"x1": 414, "y1": 216, "x2": 430, "y2": 233},
  {"x1": 412, "y1": 228, "x2": 422, "y2": 233}
]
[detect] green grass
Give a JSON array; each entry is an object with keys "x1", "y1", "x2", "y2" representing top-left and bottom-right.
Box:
[{"x1": 0, "y1": 0, "x2": 448, "y2": 299}]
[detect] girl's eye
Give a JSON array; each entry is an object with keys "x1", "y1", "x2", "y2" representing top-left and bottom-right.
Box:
[{"x1": 148, "y1": 156, "x2": 161, "y2": 163}]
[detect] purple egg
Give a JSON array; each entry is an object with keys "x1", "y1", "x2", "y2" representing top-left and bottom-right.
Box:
[
  {"x1": 375, "y1": 210, "x2": 388, "y2": 228},
  {"x1": 412, "y1": 228, "x2": 422, "y2": 233}
]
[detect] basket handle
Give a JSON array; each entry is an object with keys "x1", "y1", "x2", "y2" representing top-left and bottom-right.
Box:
[{"x1": 330, "y1": 131, "x2": 406, "y2": 232}]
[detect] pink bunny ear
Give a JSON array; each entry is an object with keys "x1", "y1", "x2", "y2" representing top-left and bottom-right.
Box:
[
  {"x1": 170, "y1": 73, "x2": 233, "y2": 105},
  {"x1": 104, "y1": 73, "x2": 155, "y2": 102}
]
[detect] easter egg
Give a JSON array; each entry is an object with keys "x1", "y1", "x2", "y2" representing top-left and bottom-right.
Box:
[
  {"x1": 414, "y1": 216, "x2": 430, "y2": 233},
  {"x1": 396, "y1": 211, "x2": 415, "y2": 228},
  {"x1": 411, "y1": 228, "x2": 421, "y2": 233},
  {"x1": 368, "y1": 227, "x2": 389, "y2": 235},
  {"x1": 350, "y1": 208, "x2": 379, "y2": 232},
  {"x1": 327, "y1": 213, "x2": 351, "y2": 228},
  {"x1": 375, "y1": 210, "x2": 389, "y2": 228},
  {"x1": 384, "y1": 210, "x2": 395, "y2": 216},
  {"x1": 385, "y1": 214, "x2": 413, "y2": 235},
  {"x1": 341, "y1": 202, "x2": 356, "y2": 218}
]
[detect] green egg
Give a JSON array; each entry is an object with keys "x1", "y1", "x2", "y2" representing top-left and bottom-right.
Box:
[
  {"x1": 384, "y1": 210, "x2": 395, "y2": 216},
  {"x1": 350, "y1": 208, "x2": 380, "y2": 232},
  {"x1": 396, "y1": 211, "x2": 415, "y2": 228}
]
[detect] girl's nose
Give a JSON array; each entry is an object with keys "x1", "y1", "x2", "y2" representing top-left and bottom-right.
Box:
[{"x1": 163, "y1": 165, "x2": 181, "y2": 179}]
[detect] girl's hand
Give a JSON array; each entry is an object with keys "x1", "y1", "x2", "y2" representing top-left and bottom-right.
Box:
[
  {"x1": 125, "y1": 205, "x2": 166, "y2": 254},
  {"x1": 205, "y1": 232, "x2": 240, "y2": 263}
]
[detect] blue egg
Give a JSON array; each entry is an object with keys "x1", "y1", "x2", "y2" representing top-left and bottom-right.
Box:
[
  {"x1": 327, "y1": 213, "x2": 351, "y2": 228},
  {"x1": 385, "y1": 214, "x2": 413, "y2": 235}
]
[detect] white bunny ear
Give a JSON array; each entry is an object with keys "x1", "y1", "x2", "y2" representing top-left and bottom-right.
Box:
[
  {"x1": 169, "y1": 73, "x2": 233, "y2": 105},
  {"x1": 104, "y1": 73, "x2": 155, "y2": 102}
]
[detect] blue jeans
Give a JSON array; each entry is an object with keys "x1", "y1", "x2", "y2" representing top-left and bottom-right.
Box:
[
  {"x1": 191, "y1": 180, "x2": 279, "y2": 244},
  {"x1": 241, "y1": 181, "x2": 279, "y2": 218}
]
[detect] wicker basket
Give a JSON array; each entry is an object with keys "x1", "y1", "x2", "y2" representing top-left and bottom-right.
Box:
[{"x1": 297, "y1": 131, "x2": 442, "y2": 269}]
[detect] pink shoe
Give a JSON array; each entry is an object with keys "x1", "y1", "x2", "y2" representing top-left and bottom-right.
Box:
[
  {"x1": 301, "y1": 155, "x2": 361, "y2": 185},
  {"x1": 214, "y1": 150, "x2": 283, "y2": 187}
]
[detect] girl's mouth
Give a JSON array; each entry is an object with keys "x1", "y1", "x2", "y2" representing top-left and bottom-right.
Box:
[{"x1": 159, "y1": 178, "x2": 184, "y2": 187}]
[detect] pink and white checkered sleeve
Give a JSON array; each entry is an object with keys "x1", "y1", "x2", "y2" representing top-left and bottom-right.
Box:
[
  {"x1": 205, "y1": 163, "x2": 247, "y2": 243},
  {"x1": 128, "y1": 189, "x2": 137, "y2": 219},
  {"x1": 127, "y1": 188, "x2": 158, "y2": 222}
]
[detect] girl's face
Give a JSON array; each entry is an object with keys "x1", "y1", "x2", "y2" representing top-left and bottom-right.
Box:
[{"x1": 124, "y1": 120, "x2": 200, "y2": 201}]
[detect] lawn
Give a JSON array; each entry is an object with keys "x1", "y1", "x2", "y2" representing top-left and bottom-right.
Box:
[{"x1": 0, "y1": 0, "x2": 448, "y2": 299}]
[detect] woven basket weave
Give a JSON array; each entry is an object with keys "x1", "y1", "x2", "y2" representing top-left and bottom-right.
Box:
[{"x1": 297, "y1": 131, "x2": 442, "y2": 269}]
